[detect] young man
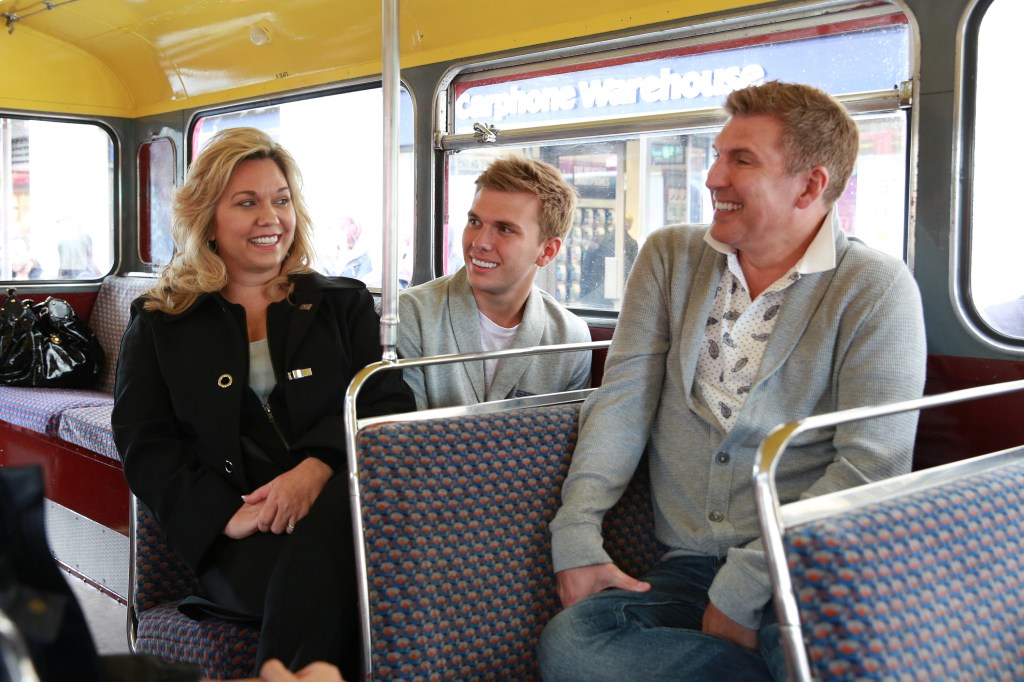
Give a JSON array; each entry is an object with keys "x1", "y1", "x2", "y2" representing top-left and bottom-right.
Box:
[
  {"x1": 398, "y1": 156, "x2": 591, "y2": 410},
  {"x1": 538, "y1": 81, "x2": 927, "y2": 681}
]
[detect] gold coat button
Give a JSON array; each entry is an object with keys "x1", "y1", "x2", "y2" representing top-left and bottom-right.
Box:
[{"x1": 217, "y1": 373, "x2": 233, "y2": 388}]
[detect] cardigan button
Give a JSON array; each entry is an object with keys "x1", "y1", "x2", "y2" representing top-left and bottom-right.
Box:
[
  {"x1": 715, "y1": 452, "x2": 730, "y2": 465},
  {"x1": 224, "y1": 460, "x2": 234, "y2": 474},
  {"x1": 708, "y1": 511, "x2": 724, "y2": 523}
]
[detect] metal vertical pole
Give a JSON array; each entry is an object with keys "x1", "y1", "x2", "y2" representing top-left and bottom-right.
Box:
[
  {"x1": 380, "y1": 0, "x2": 400, "y2": 362},
  {"x1": 353, "y1": 4, "x2": 401, "y2": 679}
]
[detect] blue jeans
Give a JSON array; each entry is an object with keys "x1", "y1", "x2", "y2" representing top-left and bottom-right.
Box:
[{"x1": 537, "y1": 556, "x2": 787, "y2": 682}]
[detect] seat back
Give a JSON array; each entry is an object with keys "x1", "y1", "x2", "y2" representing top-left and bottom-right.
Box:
[
  {"x1": 355, "y1": 400, "x2": 660, "y2": 680},
  {"x1": 128, "y1": 495, "x2": 260, "y2": 679},
  {"x1": 129, "y1": 496, "x2": 202, "y2": 615},
  {"x1": 755, "y1": 379, "x2": 1024, "y2": 682},
  {"x1": 785, "y1": 452, "x2": 1024, "y2": 681},
  {"x1": 603, "y1": 457, "x2": 662, "y2": 578},
  {"x1": 90, "y1": 275, "x2": 154, "y2": 394}
]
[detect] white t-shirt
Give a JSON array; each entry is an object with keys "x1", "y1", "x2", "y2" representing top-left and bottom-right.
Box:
[{"x1": 477, "y1": 311, "x2": 519, "y2": 390}]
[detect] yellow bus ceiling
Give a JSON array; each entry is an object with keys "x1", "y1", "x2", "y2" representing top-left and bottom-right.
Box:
[{"x1": 0, "y1": 0, "x2": 751, "y2": 118}]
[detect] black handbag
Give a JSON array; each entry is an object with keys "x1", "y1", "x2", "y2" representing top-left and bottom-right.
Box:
[{"x1": 0, "y1": 288, "x2": 104, "y2": 389}]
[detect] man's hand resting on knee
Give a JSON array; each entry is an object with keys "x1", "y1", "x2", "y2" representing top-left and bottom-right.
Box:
[{"x1": 555, "y1": 563, "x2": 651, "y2": 608}]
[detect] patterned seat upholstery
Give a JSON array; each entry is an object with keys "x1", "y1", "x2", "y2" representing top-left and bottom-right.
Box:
[
  {"x1": 355, "y1": 401, "x2": 661, "y2": 680},
  {"x1": 604, "y1": 458, "x2": 663, "y2": 578},
  {"x1": 56, "y1": 404, "x2": 118, "y2": 461},
  {"x1": 131, "y1": 497, "x2": 260, "y2": 679},
  {"x1": 785, "y1": 457, "x2": 1024, "y2": 681},
  {"x1": 0, "y1": 387, "x2": 111, "y2": 435},
  {"x1": 89, "y1": 275, "x2": 153, "y2": 394}
]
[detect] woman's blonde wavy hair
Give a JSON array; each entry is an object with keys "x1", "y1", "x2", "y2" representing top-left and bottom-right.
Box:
[{"x1": 143, "y1": 127, "x2": 315, "y2": 314}]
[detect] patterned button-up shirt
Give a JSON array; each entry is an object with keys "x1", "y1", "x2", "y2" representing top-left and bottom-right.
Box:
[{"x1": 696, "y1": 211, "x2": 839, "y2": 431}]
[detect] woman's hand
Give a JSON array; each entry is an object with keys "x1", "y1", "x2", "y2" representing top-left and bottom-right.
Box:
[
  {"x1": 263, "y1": 659, "x2": 344, "y2": 681},
  {"x1": 220, "y1": 658, "x2": 345, "y2": 681},
  {"x1": 223, "y1": 498, "x2": 265, "y2": 539},
  {"x1": 244, "y1": 457, "x2": 333, "y2": 535}
]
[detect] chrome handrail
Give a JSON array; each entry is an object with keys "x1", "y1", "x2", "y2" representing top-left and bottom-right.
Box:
[
  {"x1": 126, "y1": 493, "x2": 139, "y2": 654},
  {"x1": 379, "y1": 0, "x2": 400, "y2": 363},
  {"x1": 753, "y1": 378, "x2": 1024, "y2": 682}
]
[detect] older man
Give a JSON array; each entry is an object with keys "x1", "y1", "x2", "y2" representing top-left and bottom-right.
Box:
[{"x1": 538, "y1": 81, "x2": 927, "y2": 681}]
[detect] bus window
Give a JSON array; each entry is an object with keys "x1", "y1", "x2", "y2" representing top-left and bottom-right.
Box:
[
  {"x1": 442, "y1": 6, "x2": 912, "y2": 312},
  {"x1": 192, "y1": 86, "x2": 415, "y2": 289},
  {"x1": 447, "y1": 111, "x2": 906, "y2": 310},
  {"x1": 138, "y1": 137, "x2": 176, "y2": 266},
  {"x1": 968, "y1": 0, "x2": 1023, "y2": 339},
  {"x1": 0, "y1": 118, "x2": 115, "y2": 282}
]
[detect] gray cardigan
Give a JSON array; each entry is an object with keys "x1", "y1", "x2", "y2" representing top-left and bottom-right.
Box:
[
  {"x1": 397, "y1": 268, "x2": 592, "y2": 409},
  {"x1": 550, "y1": 222, "x2": 927, "y2": 629}
]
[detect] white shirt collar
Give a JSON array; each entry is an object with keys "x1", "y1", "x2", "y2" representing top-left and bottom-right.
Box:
[{"x1": 703, "y1": 204, "x2": 839, "y2": 275}]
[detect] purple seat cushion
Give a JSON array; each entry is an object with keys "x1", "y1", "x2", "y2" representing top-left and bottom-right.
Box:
[
  {"x1": 0, "y1": 387, "x2": 112, "y2": 436},
  {"x1": 57, "y1": 404, "x2": 118, "y2": 461}
]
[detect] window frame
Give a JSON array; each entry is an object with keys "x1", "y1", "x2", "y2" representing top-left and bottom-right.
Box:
[
  {"x1": 137, "y1": 135, "x2": 177, "y2": 268},
  {"x1": 951, "y1": 0, "x2": 1023, "y2": 352},
  {"x1": 0, "y1": 114, "x2": 119, "y2": 285}
]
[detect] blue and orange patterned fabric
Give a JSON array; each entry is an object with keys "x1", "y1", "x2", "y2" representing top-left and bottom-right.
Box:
[
  {"x1": 132, "y1": 499, "x2": 260, "y2": 679},
  {"x1": 785, "y1": 456, "x2": 1024, "y2": 681},
  {"x1": 355, "y1": 402, "x2": 661, "y2": 680},
  {"x1": 604, "y1": 459, "x2": 663, "y2": 579}
]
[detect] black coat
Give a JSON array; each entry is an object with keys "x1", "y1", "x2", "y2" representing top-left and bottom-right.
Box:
[{"x1": 112, "y1": 273, "x2": 414, "y2": 571}]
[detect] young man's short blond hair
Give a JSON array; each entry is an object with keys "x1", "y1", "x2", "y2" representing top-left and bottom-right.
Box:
[
  {"x1": 475, "y1": 157, "x2": 579, "y2": 241},
  {"x1": 725, "y1": 81, "x2": 859, "y2": 205}
]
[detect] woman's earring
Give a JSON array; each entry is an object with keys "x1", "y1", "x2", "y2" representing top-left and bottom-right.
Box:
[{"x1": 208, "y1": 240, "x2": 218, "y2": 253}]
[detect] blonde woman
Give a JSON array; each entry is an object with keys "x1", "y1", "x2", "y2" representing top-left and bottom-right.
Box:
[{"x1": 113, "y1": 127, "x2": 413, "y2": 677}]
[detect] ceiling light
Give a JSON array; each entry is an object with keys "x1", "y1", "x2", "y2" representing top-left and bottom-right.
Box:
[{"x1": 250, "y1": 25, "x2": 271, "y2": 46}]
